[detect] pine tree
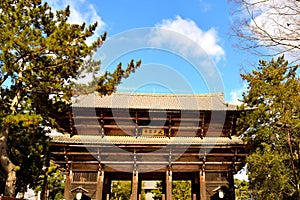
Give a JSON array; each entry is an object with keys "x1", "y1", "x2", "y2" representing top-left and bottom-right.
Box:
[
  {"x1": 238, "y1": 56, "x2": 300, "y2": 199},
  {"x1": 0, "y1": 0, "x2": 140, "y2": 196}
]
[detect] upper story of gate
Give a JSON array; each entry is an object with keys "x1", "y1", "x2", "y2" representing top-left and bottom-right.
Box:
[{"x1": 67, "y1": 92, "x2": 240, "y2": 138}]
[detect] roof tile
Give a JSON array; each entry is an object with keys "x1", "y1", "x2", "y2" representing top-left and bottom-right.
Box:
[{"x1": 72, "y1": 93, "x2": 237, "y2": 111}]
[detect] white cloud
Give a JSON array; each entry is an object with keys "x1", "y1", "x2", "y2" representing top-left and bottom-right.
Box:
[
  {"x1": 229, "y1": 83, "x2": 247, "y2": 105},
  {"x1": 230, "y1": 90, "x2": 243, "y2": 105},
  {"x1": 154, "y1": 16, "x2": 225, "y2": 62},
  {"x1": 46, "y1": 0, "x2": 105, "y2": 44},
  {"x1": 234, "y1": 165, "x2": 248, "y2": 181}
]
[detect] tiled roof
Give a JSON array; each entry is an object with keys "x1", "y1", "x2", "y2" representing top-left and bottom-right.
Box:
[
  {"x1": 71, "y1": 93, "x2": 237, "y2": 111},
  {"x1": 51, "y1": 135, "x2": 243, "y2": 146}
]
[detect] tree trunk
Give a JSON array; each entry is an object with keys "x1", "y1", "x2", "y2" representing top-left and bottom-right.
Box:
[
  {"x1": 287, "y1": 129, "x2": 299, "y2": 199},
  {"x1": 0, "y1": 126, "x2": 16, "y2": 197},
  {"x1": 40, "y1": 166, "x2": 48, "y2": 200},
  {"x1": 40, "y1": 152, "x2": 50, "y2": 200},
  {"x1": 0, "y1": 71, "x2": 24, "y2": 197}
]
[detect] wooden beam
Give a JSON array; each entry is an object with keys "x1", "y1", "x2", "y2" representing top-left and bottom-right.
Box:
[
  {"x1": 51, "y1": 151, "x2": 247, "y2": 157},
  {"x1": 73, "y1": 116, "x2": 209, "y2": 122},
  {"x1": 55, "y1": 160, "x2": 242, "y2": 165},
  {"x1": 74, "y1": 124, "x2": 231, "y2": 133}
]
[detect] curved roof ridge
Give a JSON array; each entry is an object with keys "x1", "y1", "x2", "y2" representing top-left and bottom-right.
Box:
[
  {"x1": 72, "y1": 92, "x2": 238, "y2": 110},
  {"x1": 94, "y1": 92, "x2": 225, "y2": 97}
]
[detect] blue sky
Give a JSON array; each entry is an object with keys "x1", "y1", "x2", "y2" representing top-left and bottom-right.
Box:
[
  {"x1": 48, "y1": 0, "x2": 258, "y2": 104},
  {"x1": 46, "y1": 0, "x2": 253, "y2": 180}
]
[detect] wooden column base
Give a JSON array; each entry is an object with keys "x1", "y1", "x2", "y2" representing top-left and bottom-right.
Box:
[
  {"x1": 131, "y1": 172, "x2": 138, "y2": 200},
  {"x1": 64, "y1": 173, "x2": 72, "y2": 200},
  {"x1": 166, "y1": 170, "x2": 172, "y2": 200},
  {"x1": 95, "y1": 170, "x2": 104, "y2": 200},
  {"x1": 200, "y1": 171, "x2": 206, "y2": 200}
]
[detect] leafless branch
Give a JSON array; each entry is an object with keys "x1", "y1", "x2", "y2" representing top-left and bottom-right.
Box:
[{"x1": 230, "y1": 0, "x2": 300, "y2": 62}]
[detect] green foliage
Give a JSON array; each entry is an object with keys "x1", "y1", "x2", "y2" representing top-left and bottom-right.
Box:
[
  {"x1": 234, "y1": 179, "x2": 250, "y2": 200},
  {"x1": 238, "y1": 56, "x2": 300, "y2": 199},
  {"x1": 35, "y1": 162, "x2": 65, "y2": 200},
  {"x1": 172, "y1": 180, "x2": 191, "y2": 200},
  {"x1": 152, "y1": 181, "x2": 163, "y2": 200},
  {"x1": 152, "y1": 180, "x2": 192, "y2": 200},
  {"x1": 111, "y1": 181, "x2": 131, "y2": 200},
  {"x1": 0, "y1": 0, "x2": 140, "y2": 196},
  {"x1": 247, "y1": 146, "x2": 294, "y2": 199},
  {"x1": 3, "y1": 114, "x2": 50, "y2": 191},
  {"x1": 96, "y1": 60, "x2": 141, "y2": 96}
]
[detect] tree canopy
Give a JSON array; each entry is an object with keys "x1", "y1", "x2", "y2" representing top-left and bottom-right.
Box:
[
  {"x1": 111, "y1": 181, "x2": 132, "y2": 200},
  {"x1": 152, "y1": 180, "x2": 192, "y2": 200},
  {"x1": 234, "y1": 178, "x2": 250, "y2": 200},
  {"x1": 238, "y1": 56, "x2": 300, "y2": 199},
  {"x1": 231, "y1": 0, "x2": 300, "y2": 62},
  {"x1": 34, "y1": 162, "x2": 65, "y2": 200},
  {"x1": 0, "y1": 0, "x2": 140, "y2": 197}
]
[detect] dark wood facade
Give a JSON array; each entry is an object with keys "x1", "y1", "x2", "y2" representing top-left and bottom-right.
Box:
[{"x1": 50, "y1": 93, "x2": 246, "y2": 200}]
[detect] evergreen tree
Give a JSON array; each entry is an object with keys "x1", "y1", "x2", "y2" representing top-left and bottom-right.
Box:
[
  {"x1": 172, "y1": 180, "x2": 191, "y2": 200},
  {"x1": 152, "y1": 181, "x2": 163, "y2": 200},
  {"x1": 234, "y1": 179, "x2": 250, "y2": 200},
  {"x1": 111, "y1": 181, "x2": 131, "y2": 200},
  {"x1": 0, "y1": 0, "x2": 140, "y2": 197},
  {"x1": 152, "y1": 180, "x2": 192, "y2": 200},
  {"x1": 35, "y1": 162, "x2": 65, "y2": 200},
  {"x1": 238, "y1": 56, "x2": 300, "y2": 199}
]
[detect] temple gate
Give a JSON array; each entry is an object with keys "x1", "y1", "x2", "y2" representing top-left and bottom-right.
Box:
[{"x1": 50, "y1": 93, "x2": 246, "y2": 200}]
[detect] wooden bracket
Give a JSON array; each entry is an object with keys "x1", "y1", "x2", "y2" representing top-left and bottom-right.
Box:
[
  {"x1": 69, "y1": 112, "x2": 76, "y2": 136},
  {"x1": 98, "y1": 164, "x2": 103, "y2": 176},
  {"x1": 63, "y1": 147, "x2": 70, "y2": 173},
  {"x1": 133, "y1": 149, "x2": 138, "y2": 176},
  {"x1": 100, "y1": 112, "x2": 105, "y2": 138},
  {"x1": 200, "y1": 114, "x2": 205, "y2": 139},
  {"x1": 168, "y1": 150, "x2": 172, "y2": 176},
  {"x1": 168, "y1": 115, "x2": 172, "y2": 138},
  {"x1": 201, "y1": 152, "x2": 206, "y2": 175},
  {"x1": 97, "y1": 148, "x2": 101, "y2": 160},
  {"x1": 232, "y1": 149, "x2": 238, "y2": 173},
  {"x1": 135, "y1": 112, "x2": 139, "y2": 138},
  {"x1": 228, "y1": 115, "x2": 235, "y2": 139}
]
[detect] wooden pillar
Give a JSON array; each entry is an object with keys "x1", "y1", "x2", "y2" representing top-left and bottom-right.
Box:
[
  {"x1": 166, "y1": 169, "x2": 172, "y2": 200},
  {"x1": 131, "y1": 172, "x2": 138, "y2": 200},
  {"x1": 228, "y1": 170, "x2": 235, "y2": 199},
  {"x1": 192, "y1": 172, "x2": 200, "y2": 200},
  {"x1": 138, "y1": 175, "x2": 142, "y2": 200},
  {"x1": 200, "y1": 170, "x2": 206, "y2": 200},
  {"x1": 193, "y1": 193, "x2": 197, "y2": 200},
  {"x1": 64, "y1": 171, "x2": 72, "y2": 200},
  {"x1": 103, "y1": 173, "x2": 111, "y2": 199},
  {"x1": 95, "y1": 170, "x2": 104, "y2": 200}
]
